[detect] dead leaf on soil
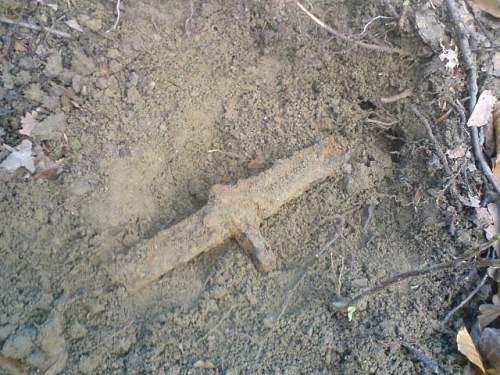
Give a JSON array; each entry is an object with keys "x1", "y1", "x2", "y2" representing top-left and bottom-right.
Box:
[
  {"x1": 475, "y1": 203, "x2": 498, "y2": 240},
  {"x1": 479, "y1": 328, "x2": 500, "y2": 372},
  {"x1": 470, "y1": 0, "x2": 500, "y2": 18},
  {"x1": 13, "y1": 39, "x2": 27, "y2": 53},
  {"x1": 273, "y1": 115, "x2": 285, "y2": 126},
  {"x1": 457, "y1": 327, "x2": 486, "y2": 374},
  {"x1": 193, "y1": 360, "x2": 216, "y2": 369},
  {"x1": 439, "y1": 42, "x2": 459, "y2": 72},
  {"x1": 19, "y1": 109, "x2": 40, "y2": 136},
  {"x1": 468, "y1": 91, "x2": 497, "y2": 128},
  {"x1": 0, "y1": 140, "x2": 35, "y2": 173},
  {"x1": 65, "y1": 19, "x2": 84, "y2": 32},
  {"x1": 487, "y1": 267, "x2": 500, "y2": 283},
  {"x1": 95, "y1": 62, "x2": 109, "y2": 77},
  {"x1": 479, "y1": 304, "x2": 500, "y2": 329},
  {"x1": 33, "y1": 156, "x2": 64, "y2": 180}
]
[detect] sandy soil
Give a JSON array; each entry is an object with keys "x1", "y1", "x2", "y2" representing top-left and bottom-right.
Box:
[{"x1": 1, "y1": 0, "x2": 499, "y2": 374}]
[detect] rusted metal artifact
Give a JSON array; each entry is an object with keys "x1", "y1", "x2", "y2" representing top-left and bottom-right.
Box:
[{"x1": 111, "y1": 136, "x2": 346, "y2": 292}]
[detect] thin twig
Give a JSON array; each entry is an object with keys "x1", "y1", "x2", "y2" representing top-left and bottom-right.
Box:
[
  {"x1": 198, "y1": 306, "x2": 236, "y2": 343},
  {"x1": 409, "y1": 105, "x2": 452, "y2": 175},
  {"x1": 337, "y1": 256, "x2": 344, "y2": 296},
  {"x1": 361, "y1": 16, "x2": 394, "y2": 34},
  {"x1": 256, "y1": 218, "x2": 344, "y2": 360},
  {"x1": 106, "y1": 0, "x2": 121, "y2": 33},
  {"x1": 365, "y1": 118, "x2": 398, "y2": 130},
  {"x1": 295, "y1": 2, "x2": 407, "y2": 55},
  {"x1": 400, "y1": 340, "x2": 442, "y2": 374},
  {"x1": 445, "y1": 0, "x2": 500, "y2": 196},
  {"x1": 443, "y1": 272, "x2": 489, "y2": 322},
  {"x1": 380, "y1": 89, "x2": 412, "y2": 104},
  {"x1": 331, "y1": 237, "x2": 500, "y2": 310},
  {"x1": 0, "y1": 16, "x2": 72, "y2": 39},
  {"x1": 207, "y1": 149, "x2": 241, "y2": 159}
]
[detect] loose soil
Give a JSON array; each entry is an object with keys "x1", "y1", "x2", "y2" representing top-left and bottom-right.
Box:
[{"x1": 0, "y1": 0, "x2": 497, "y2": 374}]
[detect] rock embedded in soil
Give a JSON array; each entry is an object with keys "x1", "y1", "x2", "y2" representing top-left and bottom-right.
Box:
[
  {"x1": 126, "y1": 87, "x2": 141, "y2": 104},
  {"x1": 79, "y1": 354, "x2": 99, "y2": 374},
  {"x1": 44, "y1": 52, "x2": 63, "y2": 78},
  {"x1": 31, "y1": 113, "x2": 66, "y2": 141},
  {"x1": 71, "y1": 49, "x2": 95, "y2": 76},
  {"x1": 77, "y1": 14, "x2": 103, "y2": 32},
  {"x1": 0, "y1": 324, "x2": 15, "y2": 341},
  {"x1": 1, "y1": 327, "x2": 36, "y2": 360},
  {"x1": 24, "y1": 83, "x2": 44, "y2": 103}
]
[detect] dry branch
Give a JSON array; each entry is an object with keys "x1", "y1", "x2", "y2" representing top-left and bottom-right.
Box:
[
  {"x1": 0, "y1": 16, "x2": 72, "y2": 39},
  {"x1": 296, "y1": 1, "x2": 407, "y2": 55}
]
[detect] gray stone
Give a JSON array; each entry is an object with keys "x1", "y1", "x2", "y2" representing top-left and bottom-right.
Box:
[
  {"x1": 45, "y1": 52, "x2": 63, "y2": 77},
  {"x1": 68, "y1": 322, "x2": 87, "y2": 340},
  {"x1": 0, "y1": 324, "x2": 15, "y2": 341},
  {"x1": 415, "y1": 6, "x2": 446, "y2": 50},
  {"x1": 109, "y1": 60, "x2": 123, "y2": 73},
  {"x1": 95, "y1": 77, "x2": 108, "y2": 90},
  {"x1": 24, "y1": 83, "x2": 44, "y2": 103},
  {"x1": 127, "y1": 71, "x2": 139, "y2": 87},
  {"x1": 79, "y1": 354, "x2": 98, "y2": 374},
  {"x1": 14, "y1": 70, "x2": 31, "y2": 85},
  {"x1": 126, "y1": 87, "x2": 141, "y2": 104},
  {"x1": 72, "y1": 75, "x2": 83, "y2": 94},
  {"x1": 42, "y1": 95, "x2": 60, "y2": 111},
  {"x1": 32, "y1": 113, "x2": 66, "y2": 141},
  {"x1": 78, "y1": 14, "x2": 102, "y2": 32},
  {"x1": 1, "y1": 327, "x2": 36, "y2": 359},
  {"x1": 38, "y1": 312, "x2": 64, "y2": 354},
  {"x1": 106, "y1": 49, "x2": 121, "y2": 59},
  {"x1": 18, "y1": 57, "x2": 40, "y2": 70},
  {"x1": 71, "y1": 50, "x2": 95, "y2": 76},
  {"x1": 26, "y1": 350, "x2": 47, "y2": 368},
  {"x1": 351, "y1": 277, "x2": 368, "y2": 288}
]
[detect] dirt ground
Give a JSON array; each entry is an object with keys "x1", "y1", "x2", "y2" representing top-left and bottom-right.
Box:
[{"x1": 1, "y1": 0, "x2": 499, "y2": 374}]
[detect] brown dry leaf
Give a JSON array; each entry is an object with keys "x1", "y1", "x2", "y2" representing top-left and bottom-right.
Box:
[
  {"x1": 33, "y1": 163, "x2": 64, "y2": 180},
  {"x1": 95, "y1": 62, "x2": 109, "y2": 77},
  {"x1": 273, "y1": 115, "x2": 285, "y2": 126},
  {"x1": 470, "y1": 0, "x2": 500, "y2": 17},
  {"x1": 34, "y1": 152, "x2": 64, "y2": 180},
  {"x1": 468, "y1": 91, "x2": 497, "y2": 128},
  {"x1": 65, "y1": 19, "x2": 84, "y2": 32},
  {"x1": 13, "y1": 39, "x2": 27, "y2": 53},
  {"x1": 479, "y1": 304, "x2": 500, "y2": 330},
  {"x1": 457, "y1": 327, "x2": 486, "y2": 374},
  {"x1": 193, "y1": 360, "x2": 216, "y2": 369},
  {"x1": 19, "y1": 110, "x2": 39, "y2": 136}
]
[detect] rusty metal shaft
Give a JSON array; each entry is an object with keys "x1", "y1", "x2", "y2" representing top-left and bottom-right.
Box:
[{"x1": 111, "y1": 136, "x2": 345, "y2": 292}]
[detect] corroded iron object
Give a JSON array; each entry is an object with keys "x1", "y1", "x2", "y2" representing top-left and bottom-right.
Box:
[{"x1": 112, "y1": 136, "x2": 345, "y2": 292}]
